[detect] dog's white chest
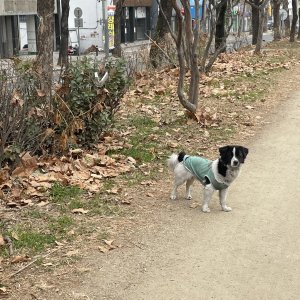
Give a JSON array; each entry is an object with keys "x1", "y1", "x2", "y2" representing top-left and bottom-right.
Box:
[{"x1": 225, "y1": 168, "x2": 240, "y2": 184}]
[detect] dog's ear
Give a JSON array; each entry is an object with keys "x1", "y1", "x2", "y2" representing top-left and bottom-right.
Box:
[
  {"x1": 178, "y1": 151, "x2": 186, "y2": 162},
  {"x1": 241, "y1": 147, "x2": 249, "y2": 159},
  {"x1": 219, "y1": 146, "x2": 230, "y2": 157}
]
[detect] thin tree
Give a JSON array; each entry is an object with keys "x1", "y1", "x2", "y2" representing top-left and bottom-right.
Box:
[
  {"x1": 273, "y1": 0, "x2": 282, "y2": 41},
  {"x1": 35, "y1": 0, "x2": 55, "y2": 104},
  {"x1": 283, "y1": 0, "x2": 291, "y2": 36},
  {"x1": 298, "y1": 8, "x2": 300, "y2": 39},
  {"x1": 150, "y1": 0, "x2": 173, "y2": 67},
  {"x1": 247, "y1": 0, "x2": 270, "y2": 53},
  {"x1": 289, "y1": 0, "x2": 298, "y2": 42},
  {"x1": 112, "y1": 0, "x2": 125, "y2": 57},
  {"x1": 171, "y1": 0, "x2": 200, "y2": 114},
  {"x1": 169, "y1": 0, "x2": 233, "y2": 114},
  {"x1": 58, "y1": 0, "x2": 70, "y2": 66},
  {"x1": 251, "y1": 0, "x2": 260, "y2": 44},
  {"x1": 215, "y1": 0, "x2": 228, "y2": 50}
]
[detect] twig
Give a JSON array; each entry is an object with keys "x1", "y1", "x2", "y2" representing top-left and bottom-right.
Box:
[
  {"x1": 145, "y1": 33, "x2": 174, "y2": 65},
  {"x1": 9, "y1": 247, "x2": 60, "y2": 278},
  {"x1": 128, "y1": 241, "x2": 145, "y2": 250}
]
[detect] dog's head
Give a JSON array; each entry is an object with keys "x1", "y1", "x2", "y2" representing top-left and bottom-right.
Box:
[{"x1": 219, "y1": 145, "x2": 249, "y2": 168}]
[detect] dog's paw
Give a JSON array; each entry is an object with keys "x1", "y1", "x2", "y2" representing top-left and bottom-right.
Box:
[
  {"x1": 202, "y1": 206, "x2": 211, "y2": 213},
  {"x1": 222, "y1": 206, "x2": 232, "y2": 212},
  {"x1": 170, "y1": 195, "x2": 177, "y2": 200}
]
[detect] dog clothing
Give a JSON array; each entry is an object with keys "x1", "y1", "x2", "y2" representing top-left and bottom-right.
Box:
[{"x1": 183, "y1": 156, "x2": 228, "y2": 190}]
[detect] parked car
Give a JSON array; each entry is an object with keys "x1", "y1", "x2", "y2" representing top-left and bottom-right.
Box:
[
  {"x1": 68, "y1": 45, "x2": 78, "y2": 56},
  {"x1": 21, "y1": 44, "x2": 28, "y2": 51}
]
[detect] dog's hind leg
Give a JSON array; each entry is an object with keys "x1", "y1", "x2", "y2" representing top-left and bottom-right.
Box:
[
  {"x1": 185, "y1": 177, "x2": 195, "y2": 200},
  {"x1": 202, "y1": 185, "x2": 215, "y2": 213},
  {"x1": 170, "y1": 182, "x2": 178, "y2": 200},
  {"x1": 219, "y1": 188, "x2": 232, "y2": 212},
  {"x1": 170, "y1": 175, "x2": 187, "y2": 200}
]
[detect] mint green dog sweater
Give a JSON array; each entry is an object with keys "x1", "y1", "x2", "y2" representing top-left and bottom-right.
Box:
[{"x1": 183, "y1": 156, "x2": 228, "y2": 190}]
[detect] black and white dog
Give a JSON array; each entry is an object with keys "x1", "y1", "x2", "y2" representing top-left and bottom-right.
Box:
[{"x1": 167, "y1": 146, "x2": 248, "y2": 212}]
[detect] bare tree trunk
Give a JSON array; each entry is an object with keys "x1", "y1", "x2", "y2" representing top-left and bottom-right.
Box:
[
  {"x1": 187, "y1": 0, "x2": 200, "y2": 108},
  {"x1": 273, "y1": 0, "x2": 281, "y2": 40},
  {"x1": 171, "y1": 0, "x2": 198, "y2": 113},
  {"x1": 251, "y1": 0, "x2": 260, "y2": 44},
  {"x1": 113, "y1": 0, "x2": 124, "y2": 57},
  {"x1": 35, "y1": 0, "x2": 55, "y2": 104},
  {"x1": 201, "y1": 0, "x2": 207, "y2": 32},
  {"x1": 298, "y1": 8, "x2": 300, "y2": 39},
  {"x1": 215, "y1": 0, "x2": 227, "y2": 50},
  {"x1": 254, "y1": 0, "x2": 270, "y2": 54},
  {"x1": 290, "y1": 0, "x2": 298, "y2": 42},
  {"x1": 58, "y1": 0, "x2": 70, "y2": 66},
  {"x1": 150, "y1": 0, "x2": 173, "y2": 67},
  {"x1": 283, "y1": 0, "x2": 290, "y2": 36}
]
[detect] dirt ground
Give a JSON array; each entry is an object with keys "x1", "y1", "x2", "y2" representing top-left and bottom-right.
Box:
[
  {"x1": 3, "y1": 56, "x2": 300, "y2": 300},
  {"x1": 51, "y1": 70, "x2": 300, "y2": 300}
]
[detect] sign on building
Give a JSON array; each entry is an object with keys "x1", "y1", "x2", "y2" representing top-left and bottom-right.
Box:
[{"x1": 107, "y1": 6, "x2": 115, "y2": 49}]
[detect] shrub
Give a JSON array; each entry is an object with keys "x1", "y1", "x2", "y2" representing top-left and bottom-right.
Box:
[
  {"x1": 0, "y1": 59, "x2": 51, "y2": 168},
  {"x1": 54, "y1": 57, "x2": 129, "y2": 150}
]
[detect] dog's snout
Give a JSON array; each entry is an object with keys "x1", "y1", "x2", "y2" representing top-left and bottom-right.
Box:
[{"x1": 233, "y1": 160, "x2": 239, "y2": 166}]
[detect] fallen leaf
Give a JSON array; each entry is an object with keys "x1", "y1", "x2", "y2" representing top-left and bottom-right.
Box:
[
  {"x1": 0, "y1": 235, "x2": 5, "y2": 246},
  {"x1": 106, "y1": 188, "x2": 121, "y2": 195},
  {"x1": 0, "y1": 189, "x2": 5, "y2": 200},
  {"x1": 6, "y1": 202, "x2": 18, "y2": 208},
  {"x1": 11, "y1": 255, "x2": 30, "y2": 264},
  {"x1": 65, "y1": 249, "x2": 79, "y2": 257},
  {"x1": 168, "y1": 141, "x2": 178, "y2": 148},
  {"x1": 71, "y1": 208, "x2": 89, "y2": 214},
  {"x1": 55, "y1": 241, "x2": 64, "y2": 246},
  {"x1": 98, "y1": 245, "x2": 109, "y2": 253},
  {"x1": 37, "y1": 89, "x2": 46, "y2": 97},
  {"x1": 190, "y1": 202, "x2": 200, "y2": 209},
  {"x1": 11, "y1": 231, "x2": 19, "y2": 241},
  {"x1": 127, "y1": 157, "x2": 136, "y2": 165},
  {"x1": 121, "y1": 199, "x2": 131, "y2": 205},
  {"x1": 102, "y1": 238, "x2": 111, "y2": 245}
]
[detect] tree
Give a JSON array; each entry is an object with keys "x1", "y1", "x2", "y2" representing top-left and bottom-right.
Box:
[
  {"x1": 247, "y1": 0, "x2": 270, "y2": 53},
  {"x1": 251, "y1": 0, "x2": 260, "y2": 44},
  {"x1": 283, "y1": 0, "x2": 290, "y2": 36},
  {"x1": 298, "y1": 8, "x2": 300, "y2": 39},
  {"x1": 171, "y1": 0, "x2": 200, "y2": 114},
  {"x1": 150, "y1": 0, "x2": 174, "y2": 67},
  {"x1": 289, "y1": 0, "x2": 298, "y2": 42},
  {"x1": 112, "y1": 0, "x2": 125, "y2": 57},
  {"x1": 58, "y1": 0, "x2": 70, "y2": 66},
  {"x1": 170, "y1": 0, "x2": 233, "y2": 114},
  {"x1": 35, "y1": 0, "x2": 55, "y2": 103},
  {"x1": 273, "y1": 0, "x2": 282, "y2": 41},
  {"x1": 215, "y1": 0, "x2": 227, "y2": 50}
]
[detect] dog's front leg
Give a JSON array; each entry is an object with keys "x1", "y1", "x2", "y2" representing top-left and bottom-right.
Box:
[
  {"x1": 219, "y1": 188, "x2": 232, "y2": 212},
  {"x1": 202, "y1": 185, "x2": 214, "y2": 213}
]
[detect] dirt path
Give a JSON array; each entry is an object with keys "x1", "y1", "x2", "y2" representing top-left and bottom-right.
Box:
[{"x1": 41, "y1": 87, "x2": 300, "y2": 300}]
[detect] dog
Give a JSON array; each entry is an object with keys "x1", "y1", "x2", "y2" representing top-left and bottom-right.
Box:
[{"x1": 167, "y1": 145, "x2": 248, "y2": 212}]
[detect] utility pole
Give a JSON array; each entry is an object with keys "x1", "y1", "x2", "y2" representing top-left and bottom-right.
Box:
[{"x1": 101, "y1": 0, "x2": 109, "y2": 58}]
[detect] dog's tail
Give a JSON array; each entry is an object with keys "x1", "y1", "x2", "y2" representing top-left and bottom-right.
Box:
[{"x1": 167, "y1": 151, "x2": 186, "y2": 171}]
